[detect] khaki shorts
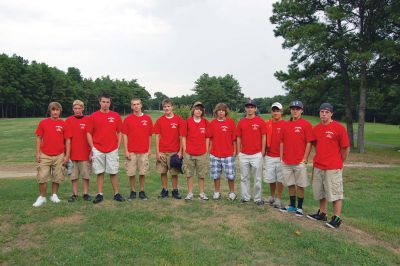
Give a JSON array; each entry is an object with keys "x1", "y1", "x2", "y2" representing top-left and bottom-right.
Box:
[
  {"x1": 183, "y1": 153, "x2": 208, "y2": 178},
  {"x1": 282, "y1": 162, "x2": 308, "y2": 187},
  {"x1": 69, "y1": 160, "x2": 91, "y2": 180},
  {"x1": 125, "y1": 153, "x2": 149, "y2": 176},
  {"x1": 156, "y1": 152, "x2": 180, "y2": 175},
  {"x1": 37, "y1": 153, "x2": 65, "y2": 184},
  {"x1": 313, "y1": 167, "x2": 343, "y2": 202},
  {"x1": 92, "y1": 147, "x2": 119, "y2": 175},
  {"x1": 263, "y1": 156, "x2": 283, "y2": 184}
]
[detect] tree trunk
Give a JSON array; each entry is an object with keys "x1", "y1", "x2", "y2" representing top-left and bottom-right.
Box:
[{"x1": 357, "y1": 60, "x2": 367, "y2": 153}]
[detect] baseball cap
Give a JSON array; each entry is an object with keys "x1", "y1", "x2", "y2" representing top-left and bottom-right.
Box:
[
  {"x1": 271, "y1": 102, "x2": 283, "y2": 110},
  {"x1": 245, "y1": 99, "x2": 257, "y2": 107},
  {"x1": 193, "y1": 101, "x2": 204, "y2": 108},
  {"x1": 319, "y1": 103, "x2": 334, "y2": 113},
  {"x1": 170, "y1": 154, "x2": 183, "y2": 174},
  {"x1": 289, "y1": 100, "x2": 304, "y2": 109}
]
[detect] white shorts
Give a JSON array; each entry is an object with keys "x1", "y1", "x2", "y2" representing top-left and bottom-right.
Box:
[
  {"x1": 92, "y1": 147, "x2": 119, "y2": 175},
  {"x1": 263, "y1": 156, "x2": 283, "y2": 184}
]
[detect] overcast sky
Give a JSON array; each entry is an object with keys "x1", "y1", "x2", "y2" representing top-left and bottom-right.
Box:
[{"x1": 0, "y1": 0, "x2": 291, "y2": 98}]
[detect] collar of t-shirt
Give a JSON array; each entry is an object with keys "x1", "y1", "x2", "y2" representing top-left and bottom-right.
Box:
[
  {"x1": 74, "y1": 115, "x2": 84, "y2": 119},
  {"x1": 193, "y1": 117, "x2": 201, "y2": 123}
]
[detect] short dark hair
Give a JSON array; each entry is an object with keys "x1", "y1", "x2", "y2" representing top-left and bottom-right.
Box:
[
  {"x1": 162, "y1": 98, "x2": 173, "y2": 106},
  {"x1": 99, "y1": 93, "x2": 111, "y2": 101}
]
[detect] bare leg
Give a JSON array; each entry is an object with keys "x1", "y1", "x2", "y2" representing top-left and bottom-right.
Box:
[
  {"x1": 130, "y1": 175, "x2": 136, "y2": 192},
  {"x1": 332, "y1": 199, "x2": 342, "y2": 217},
  {"x1": 187, "y1": 176, "x2": 193, "y2": 193},
  {"x1": 39, "y1": 183, "x2": 47, "y2": 197},
  {"x1": 97, "y1": 173, "x2": 104, "y2": 194},
  {"x1": 288, "y1": 185, "x2": 296, "y2": 196},
  {"x1": 161, "y1": 173, "x2": 168, "y2": 189},
  {"x1": 110, "y1": 174, "x2": 119, "y2": 194},
  {"x1": 214, "y1": 178, "x2": 221, "y2": 192},
  {"x1": 228, "y1": 180, "x2": 235, "y2": 193},
  {"x1": 319, "y1": 198, "x2": 328, "y2": 214},
  {"x1": 139, "y1": 175, "x2": 145, "y2": 191},
  {"x1": 71, "y1": 179, "x2": 78, "y2": 195},
  {"x1": 277, "y1": 182, "x2": 284, "y2": 199},
  {"x1": 51, "y1": 182, "x2": 59, "y2": 194},
  {"x1": 171, "y1": 175, "x2": 178, "y2": 189},
  {"x1": 198, "y1": 177, "x2": 204, "y2": 194},
  {"x1": 296, "y1": 186, "x2": 304, "y2": 198},
  {"x1": 83, "y1": 179, "x2": 89, "y2": 195},
  {"x1": 269, "y1": 182, "x2": 276, "y2": 198}
]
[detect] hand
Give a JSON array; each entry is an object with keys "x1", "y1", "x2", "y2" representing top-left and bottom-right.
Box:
[
  {"x1": 89, "y1": 150, "x2": 93, "y2": 162},
  {"x1": 36, "y1": 153, "x2": 40, "y2": 163},
  {"x1": 262, "y1": 151, "x2": 266, "y2": 157},
  {"x1": 147, "y1": 150, "x2": 152, "y2": 157},
  {"x1": 157, "y1": 152, "x2": 166, "y2": 162},
  {"x1": 125, "y1": 151, "x2": 131, "y2": 161},
  {"x1": 177, "y1": 151, "x2": 182, "y2": 159},
  {"x1": 62, "y1": 156, "x2": 69, "y2": 166}
]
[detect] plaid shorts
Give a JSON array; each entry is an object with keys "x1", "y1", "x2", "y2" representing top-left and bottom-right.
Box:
[{"x1": 210, "y1": 154, "x2": 236, "y2": 180}]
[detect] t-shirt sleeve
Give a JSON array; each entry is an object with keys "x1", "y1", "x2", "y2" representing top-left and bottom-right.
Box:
[
  {"x1": 305, "y1": 122, "x2": 315, "y2": 142},
  {"x1": 116, "y1": 115, "x2": 122, "y2": 133},
  {"x1": 180, "y1": 120, "x2": 188, "y2": 137},
  {"x1": 207, "y1": 122, "x2": 213, "y2": 139},
  {"x1": 339, "y1": 125, "x2": 350, "y2": 148},
  {"x1": 64, "y1": 123, "x2": 72, "y2": 139},
  {"x1": 204, "y1": 119, "x2": 210, "y2": 138},
  {"x1": 280, "y1": 123, "x2": 286, "y2": 143},
  {"x1": 121, "y1": 118, "x2": 129, "y2": 135},
  {"x1": 35, "y1": 120, "x2": 44, "y2": 136},
  {"x1": 148, "y1": 117, "x2": 153, "y2": 136},
  {"x1": 231, "y1": 120, "x2": 237, "y2": 141},
  {"x1": 153, "y1": 118, "x2": 161, "y2": 134},
  {"x1": 236, "y1": 120, "x2": 242, "y2": 137},
  {"x1": 260, "y1": 119, "x2": 267, "y2": 134},
  {"x1": 86, "y1": 115, "x2": 94, "y2": 134}
]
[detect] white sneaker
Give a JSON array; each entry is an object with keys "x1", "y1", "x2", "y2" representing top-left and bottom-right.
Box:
[
  {"x1": 228, "y1": 192, "x2": 237, "y2": 201},
  {"x1": 199, "y1": 193, "x2": 209, "y2": 201},
  {"x1": 185, "y1": 193, "x2": 193, "y2": 201},
  {"x1": 50, "y1": 194, "x2": 61, "y2": 203},
  {"x1": 267, "y1": 196, "x2": 275, "y2": 205},
  {"x1": 212, "y1": 192, "x2": 221, "y2": 200},
  {"x1": 32, "y1": 196, "x2": 47, "y2": 207},
  {"x1": 273, "y1": 198, "x2": 282, "y2": 209}
]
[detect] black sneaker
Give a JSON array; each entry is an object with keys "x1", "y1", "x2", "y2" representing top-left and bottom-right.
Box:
[
  {"x1": 171, "y1": 189, "x2": 182, "y2": 199},
  {"x1": 83, "y1": 194, "x2": 92, "y2": 201},
  {"x1": 93, "y1": 194, "x2": 104, "y2": 204},
  {"x1": 114, "y1": 193, "x2": 125, "y2": 202},
  {"x1": 158, "y1": 188, "x2": 169, "y2": 198},
  {"x1": 129, "y1": 191, "x2": 137, "y2": 201},
  {"x1": 68, "y1": 195, "x2": 78, "y2": 203},
  {"x1": 255, "y1": 200, "x2": 264, "y2": 206},
  {"x1": 307, "y1": 209, "x2": 327, "y2": 221},
  {"x1": 139, "y1": 191, "x2": 148, "y2": 200},
  {"x1": 326, "y1": 215, "x2": 342, "y2": 229}
]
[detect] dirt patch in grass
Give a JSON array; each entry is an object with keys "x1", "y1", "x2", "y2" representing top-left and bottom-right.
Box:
[
  {"x1": 49, "y1": 213, "x2": 85, "y2": 226},
  {"x1": 1, "y1": 223, "x2": 41, "y2": 253},
  {"x1": 0, "y1": 163, "x2": 36, "y2": 179}
]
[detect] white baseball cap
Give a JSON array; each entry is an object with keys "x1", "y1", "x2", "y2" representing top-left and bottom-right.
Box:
[{"x1": 271, "y1": 102, "x2": 283, "y2": 110}]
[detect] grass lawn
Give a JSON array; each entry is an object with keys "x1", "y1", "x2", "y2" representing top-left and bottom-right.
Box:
[{"x1": 0, "y1": 114, "x2": 399, "y2": 265}]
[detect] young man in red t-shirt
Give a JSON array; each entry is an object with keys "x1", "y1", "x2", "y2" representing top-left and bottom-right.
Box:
[
  {"x1": 208, "y1": 103, "x2": 237, "y2": 201},
  {"x1": 307, "y1": 103, "x2": 350, "y2": 229},
  {"x1": 65, "y1": 100, "x2": 92, "y2": 202},
  {"x1": 86, "y1": 94, "x2": 125, "y2": 204},
  {"x1": 181, "y1": 101, "x2": 210, "y2": 201},
  {"x1": 153, "y1": 99, "x2": 183, "y2": 199},
  {"x1": 236, "y1": 99, "x2": 266, "y2": 205},
  {"x1": 33, "y1": 102, "x2": 71, "y2": 207},
  {"x1": 279, "y1": 100, "x2": 314, "y2": 216},
  {"x1": 122, "y1": 98, "x2": 153, "y2": 200},
  {"x1": 263, "y1": 102, "x2": 285, "y2": 209}
]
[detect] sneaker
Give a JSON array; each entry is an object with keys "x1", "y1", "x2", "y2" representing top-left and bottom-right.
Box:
[
  {"x1": 228, "y1": 192, "x2": 237, "y2": 201},
  {"x1": 307, "y1": 209, "x2": 327, "y2": 222},
  {"x1": 139, "y1": 191, "x2": 148, "y2": 200},
  {"x1": 158, "y1": 188, "x2": 169, "y2": 198},
  {"x1": 326, "y1": 215, "x2": 342, "y2": 229},
  {"x1": 280, "y1": 205, "x2": 297, "y2": 213},
  {"x1": 240, "y1": 198, "x2": 250, "y2": 203},
  {"x1": 295, "y1": 208, "x2": 304, "y2": 217},
  {"x1": 32, "y1": 196, "x2": 47, "y2": 207},
  {"x1": 267, "y1": 196, "x2": 275, "y2": 205},
  {"x1": 114, "y1": 193, "x2": 125, "y2": 202},
  {"x1": 128, "y1": 191, "x2": 137, "y2": 201},
  {"x1": 184, "y1": 193, "x2": 193, "y2": 201},
  {"x1": 83, "y1": 194, "x2": 92, "y2": 201},
  {"x1": 273, "y1": 198, "x2": 282, "y2": 209},
  {"x1": 172, "y1": 189, "x2": 182, "y2": 199},
  {"x1": 199, "y1": 193, "x2": 209, "y2": 201},
  {"x1": 93, "y1": 194, "x2": 104, "y2": 204},
  {"x1": 50, "y1": 194, "x2": 61, "y2": 203},
  {"x1": 212, "y1": 192, "x2": 221, "y2": 200},
  {"x1": 68, "y1": 195, "x2": 78, "y2": 203},
  {"x1": 255, "y1": 200, "x2": 264, "y2": 206}
]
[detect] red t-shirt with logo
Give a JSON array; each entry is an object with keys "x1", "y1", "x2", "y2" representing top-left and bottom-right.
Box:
[
  {"x1": 122, "y1": 113, "x2": 153, "y2": 153},
  {"x1": 35, "y1": 118, "x2": 70, "y2": 156},
  {"x1": 153, "y1": 114, "x2": 183, "y2": 152},
  {"x1": 236, "y1": 116, "x2": 267, "y2": 155},
  {"x1": 280, "y1": 118, "x2": 314, "y2": 164},
  {"x1": 267, "y1": 120, "x2": 285, "y2": 157},
  {"x1": 181, "y1": 117, "x2": 209, "y2": 156},
  {"x1": 313, "y1": 120, "x2": 350, "y2": 170},
  {"x1": 86, "y1": 110, "x2": 122, "y2": 153},
  {"x1": 208, "y1": 117, "x2": 236, "y2": 158},
  {"x1": 65, "y1": 115, "x2": 90, "y2": 160}
]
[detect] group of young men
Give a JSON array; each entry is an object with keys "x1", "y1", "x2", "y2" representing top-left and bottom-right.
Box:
[{"x1": 33, "y1": 94, "x2": 350, "y2": 229}]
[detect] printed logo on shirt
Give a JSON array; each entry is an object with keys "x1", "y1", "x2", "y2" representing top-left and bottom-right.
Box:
[
  {"x1": 294, "y1": 126, "x2": 302, "y2": 133},
  {"x1": 108, "y1": 117, "x2": 115, "y2": 123},
  {"x1": 252, "y1": 124, "x2": 260, "y2": 130},
  {"x1": 221, "y1": 126, "x2": 229, "y2": 132},
  {"x1": 200, "y1": 127, "x2": 206, "y2": 134},
  {"x1": 171, "y1": 123, "x2": 178, "y2": 129},
  {"x1": 325, "y1": 131, "x2": 334, "y2": 139},
  {"x1": 80, "y1": 123, "x2": 86, "y2": 129},
  {"x1": 141, "y1": 120, "x2": 148, "y2": 126},
  {"x1": 55, "y1": 126, "x2": 63, "y2": 132}
]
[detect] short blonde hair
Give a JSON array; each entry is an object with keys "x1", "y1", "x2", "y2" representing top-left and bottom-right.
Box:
[
  {"x1": 213, "y1": 103, "x2": 229, "y2": 116},
  {"x1": 72, "y1": 100, "x2": 84, "y2": 108},
  {"x1": 48, "y1": 102, "x2": 62, "y2": 113}
]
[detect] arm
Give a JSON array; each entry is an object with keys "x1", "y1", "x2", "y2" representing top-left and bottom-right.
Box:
[
  {"x1": 87, "y1": 132, "x2": 94, "y2": 161},
  {"x1": 205, "y1": 138, "x2": 210, "y2": 153},
  {"x1": 302, "y1": 142, "x2": 312, "y2": 163},
  {"x1": 280, "y1": 142, "x2": 283, "y2": 162},
  {"x1": 36, "y1": 136, "x2": 42, "y2": 163},
  {"x1": 181, "y1": 136, "x2": 186, "y2": 154},
  {"x1": 341, "y1": 146, "x2": 350, "y2": 162},
  {"x1": 117, "y1": 132, "x2": 122, "y2": 149},
  {"x1": 123, "y1": 134, "x2": 131, "y2": 160},
  {"x1": 148, "y1": 136, "x2": 152, "y2": 156},
  {"x1": 233, "y1": 140, "x2": 237, "y2": 156},
  {"x1": 261, "y1": 134, "x2": 266, "y2": 157},
  {"x1": 236, "y1": 136, "x2": 241, "y2": 155},
  {"x1": 155, "y1": 134, "x2": 163, "y2": 162},
  {"x1": 63, "y1": 138, "x2": 71, "y2": 165}
]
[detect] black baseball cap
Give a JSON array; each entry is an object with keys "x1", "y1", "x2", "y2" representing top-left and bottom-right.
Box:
[
  {"x1": 289, "y1": 100, "x2": 304, "y2": 109},
  {"x1": 245, "y1": 99, "x2": 257, "y2": 107},
  {"x1": 319, "y1": 103, "x2": 334, "y2": 113}
]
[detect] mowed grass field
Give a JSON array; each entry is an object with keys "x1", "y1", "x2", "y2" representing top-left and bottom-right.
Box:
[{"x1": 0, "y1": 112, "x2": 399, "y2": 265}]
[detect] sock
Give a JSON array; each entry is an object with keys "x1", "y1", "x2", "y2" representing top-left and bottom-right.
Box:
[
  {"x1": 297, "y1": 197, "x2": 304, "y2": 209},
  {"x1": 99, "y1": 193, "x2": 103, "y2": 195},
  {"x1": 289, "y1": 196, "x2": 296, "y2": 207}
]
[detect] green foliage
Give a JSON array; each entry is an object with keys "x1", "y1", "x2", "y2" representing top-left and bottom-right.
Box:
[{"x1": 173, "y1": 105, "x2": 191, "y2": 120}]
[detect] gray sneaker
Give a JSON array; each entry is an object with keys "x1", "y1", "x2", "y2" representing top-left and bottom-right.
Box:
[
  {"x1": 199, "y1": 193, "x2": 209, "y2": 201},
  {"x1": 267, "y1": 196, "x2": 275, "y2": 205},
  {"x1": 273, "y1": 198, "x2": 282, "y2": 209},
  {"x1": 185, "y1": 193, "x2": 193, "y2": 201}
]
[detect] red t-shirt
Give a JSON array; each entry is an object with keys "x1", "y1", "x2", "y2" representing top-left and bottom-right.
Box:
[
  {"x1": 65, "y1": 115, "x2": 91, "y2": 160},
  {"x1": 121, "y1": 113, "x2": 153, "y2": 153},
  {"x1": 86, "y1": 110, "x2": 122, "y2": 153},
  {"x1": 153, "y1": 114, "x2": 183, "y2": 152},
  {"x1": 236, "y1": 116, "x2": 267, "y2": 155},
  {"x1": 280, "y1": 118, "x2": 314, "y2": 164},
  {"x1": 313, "y1": 120, "x2": 350, "y2": 170},
  {"x1": 209, "y1": 117, "x2": 236, "y2": 158},
  {"x1": 35, "y1": 118, "x2": 70, "y2": 156},
  {"x1": 181, "y1": 117, "x2": 209, "y2": 156},
  {"x1": 267, "y1": 120, "x2": 285, "y2": 157}
]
